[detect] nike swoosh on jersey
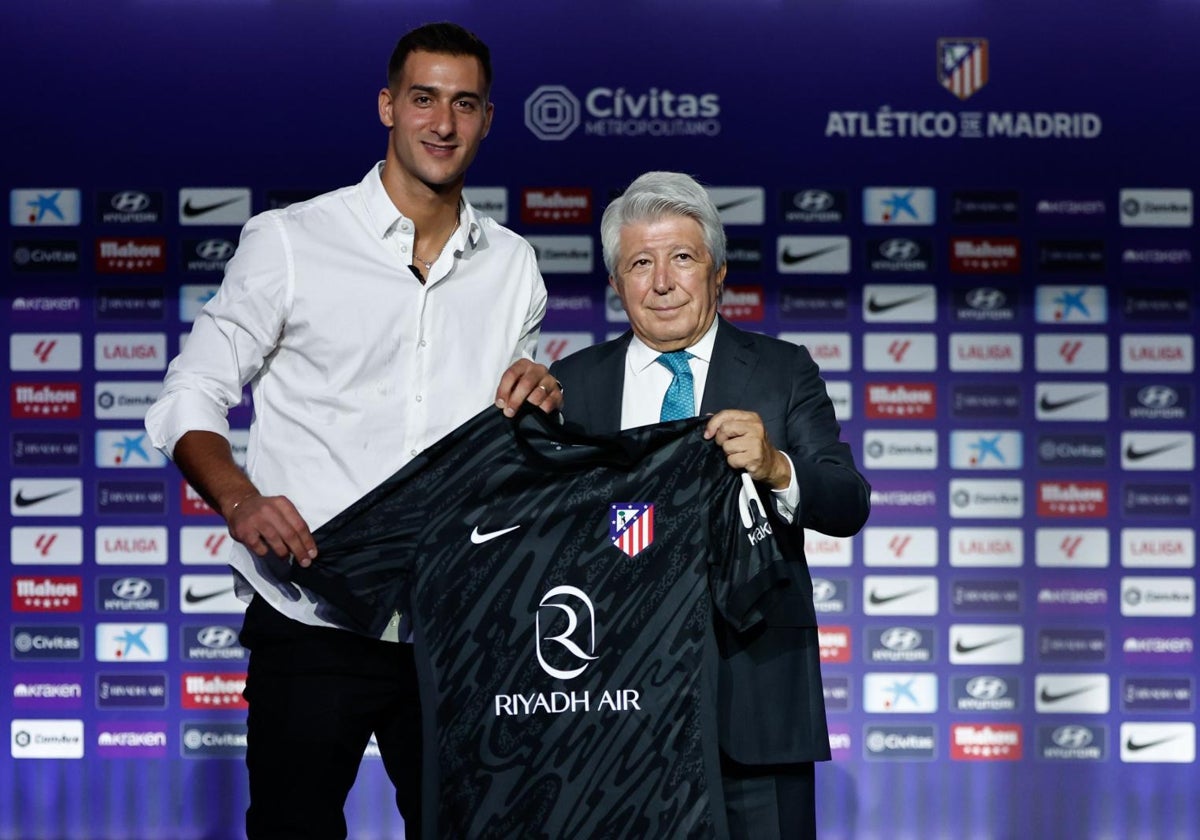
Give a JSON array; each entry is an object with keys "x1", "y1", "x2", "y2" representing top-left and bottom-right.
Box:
[
  {"x1": 1124, "y1": 443, "x2": 1184, "y2": 461},
  {"x1": 866, "y1": 293, "x2": 930, "y2": 314},
  {"x1": 780, "y1": 244, "x2": 843, "y2": 265},
  {"x1": 1037, "y1": 392, "x2": 1101, "y2": 412},
  {"x1": 182, "y1": 196, "x2": 245, "y2": 218},
  {"x1": 14, "y1": 487, "x2": 74, "y2": 507},
  {"x1": 184, "y1": 587, "x2": 235, "y2": 604},
  {"x1": 470, "y1": 524, "x2": 522, "y2": 545}
]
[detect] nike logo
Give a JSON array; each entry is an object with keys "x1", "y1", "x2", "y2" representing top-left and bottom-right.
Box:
[
  {"x1": 1038, "y1": 392, "x2": 1101, "y2": 413},
  {"x1": 866, "y1": 293, "x2": 930, "y2": 314},
  {"x1": 867, "y1": 586, "x2": 926, "y2": 605},
  {"x1": 716, "y1": 195, "x2": 757, "y2": 213},
  {"x1": 1124, "y1": 442, "x2": 1184, "y2": 461},
  {"x1": 953, "y1": 636, "x2": 1014, "y2": 655},
  {"x1": 14, "y1": 487, "x2": 74, "y2": 508},
  {"x1": 184, "y1": 586, "x2": 235, "y2": 604},
  {"x1": 1125, "y1": 735, "x2": 1178, "y2": 753},
  {"x1": 780, "y1": 244, "x2": 843, "y2": 265},
  {"x1": 470, "y1": 524, "x2": 521, "y2": 545},
  {"x1": 182, "y1": 196, "x2": 245, "y2": 218},
  {"x1": 1038, "y1": 685, "x2": 1096, "y2": 704}
]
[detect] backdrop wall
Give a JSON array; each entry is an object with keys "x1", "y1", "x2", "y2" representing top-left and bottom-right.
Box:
[{"x1": 3, "y1": 2, "x2": 1196, "y2": 838}]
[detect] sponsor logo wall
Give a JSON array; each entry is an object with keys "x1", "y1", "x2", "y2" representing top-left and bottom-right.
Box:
[{"x1": 2, "y1": 4, "x2": 1197, "y2": 839}]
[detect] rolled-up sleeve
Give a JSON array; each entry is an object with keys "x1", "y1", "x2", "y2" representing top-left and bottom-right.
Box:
[{"x1": 145, "y1": 215, "x2": 291, "y2": 458}]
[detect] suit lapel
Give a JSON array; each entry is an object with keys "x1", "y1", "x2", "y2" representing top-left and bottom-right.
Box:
[
  {"x1": 699, "y1": 319, "x2": 759, "y2": 415},
  {"x1": 583, "y1": 332, "x2": 631, "y2": 434}
]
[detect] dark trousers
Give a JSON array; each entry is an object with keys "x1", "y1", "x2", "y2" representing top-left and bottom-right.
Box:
[
  {"x1": 239, "y1": 596, "x2": 422, "y2": 839},
  {"x1": 721, "y1": 752, "x2": 817, "y2": 840}
]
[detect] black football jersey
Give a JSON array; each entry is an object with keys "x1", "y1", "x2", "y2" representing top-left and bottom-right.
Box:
[{"x1": 292, "y1": 406, "x2": 792, "y2": 839}]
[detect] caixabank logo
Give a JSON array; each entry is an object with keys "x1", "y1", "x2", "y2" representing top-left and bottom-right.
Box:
[{"x1": 525, "y1": 84, "x2": 720, "y2": 140}]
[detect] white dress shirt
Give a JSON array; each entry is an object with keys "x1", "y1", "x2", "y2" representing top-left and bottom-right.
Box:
[
  {"x1": 618, "y1": 318, "x2": 800, "y2": 519},
  {"x1": 146, "y1": 163, "x2": 547, "y2": 634}
]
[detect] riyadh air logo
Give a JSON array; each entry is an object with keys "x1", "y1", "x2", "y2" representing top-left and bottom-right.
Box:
[
  {"x1": 535, "y1": 585, "x2": 598, "y2": 680},
  {"x1": 938, "y1": 38, "x2": 989, "y2": 100},
  {"x1": 11, "y1": 189, "x2": 82, "y2": 226},
  {"x1": 610, "y1": 503, "x2": 654, "y2": 558},
  {"x1": 863, "y1": 188, "x2": 936, "y2": 226}
]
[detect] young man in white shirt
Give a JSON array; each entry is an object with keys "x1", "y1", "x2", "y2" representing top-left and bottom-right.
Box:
[{"x1": 146, "y1": 22, "x2": 560, "y2": 839}]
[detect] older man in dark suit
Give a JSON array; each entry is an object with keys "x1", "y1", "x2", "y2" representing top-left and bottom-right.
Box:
[{"x1": 550, "y1": 171, "x2": 870, "y2": 840}]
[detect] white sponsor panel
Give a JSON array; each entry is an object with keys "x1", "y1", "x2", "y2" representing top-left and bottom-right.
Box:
[
  {"x1": 706, "y1": 187, "x2": 765, "y2": 225},
  {"x1": 949, "y1": 527, "x2": 1023, "y2": 567},
  {"x1": 863, "y1": 284, "x2": 937, "y2": 323},
  {"x1": 1121, "y1": 432, "x2": 1194, "y2": 471},
  {"x1": 95, "y1": 431, "x2": 168, "y2": 468},
  {"x1": 863, "y1": 575, "x2": 939, "y2": 615},
  {"x1": 863, "y1": 673, "x2": 939, "y2": 713},
  {"x1": 229, "y1": 430, "x2": 250, "y2": 469},
  {"x1": 775, "y1": 236, "x2": 851, "y2": 274},
  {"x1": 824, "y1": 380, "x2": 852, "y2": 421},
  {"x1": 804, "y1": 531, "x2": 854, "y2": 567},
  {"x1": 948, "y1": 332, "x2": 1022, "y2": 372},
  {"x1": 94, "y1": 333, "x2": 167, "y2": 371},
  {"x1": 462, "y1": 187, "x2": 508, "y2": 224},
  {"x1": 1034, "y1": 286, "x2": 1107, "y2": 324},
  {"x1": 179, "y1": 285, "x2": 219, "y2": 323},
  {"x1": 11, "y1": 479, "x2": 83, "y2": 517},
  {"x1": 863, "y1": 430, "x2": 938, "y2": 470},
  {"x1": 863, "y1": 527, "x2": 938, "y2": 567},
  {"x1": 180, "y1": 527, "x2": 233, "y2": 565},
  {"x1": 94, "y1": 381, "x2": 161, "y2": 420},
  {"x1": 538, "y1": 332, "x2": 594, "y2": 364},
  {"x1": 862, "y1": 187, "x2": 936, "y2": 226},
  {"x1": 862, "y1": 333, "x2": 937, "y2": 371},
  {"x1": 9, "y1": 333, "x2": 82, "y2": 371},
  {"x1": 1034, "y1": 382, "x2": 1109, "y2": 422},
  {"x1": 1120, "y1": 577, "x2": 1195, "y2": 617},
  {"x1": 11, "y1": 719, "x2": 84, "y2": 759},
  {"x1": 1121, "y1": 528, "x2": 1195, "y2": 569},
  {"x1": 178, "y1": 188, "x2": 251, "y2": 226},
  {"x1": 1120, "y1": 334, "x2": 1194, "y2": 373},
  {"x1": 95, "y1": 623, "x2": 169, "y2": 662},
  {"x1": 779, "y1": 333, "x2": 851, "y2": 372},
  {"x1": 948, "y1": 479, "x2": 1024, "y2": 519},
  {"x1": 1035, "y1": 674, "x2": 1111, "y2": 714},
  {"x1": 527, "y1": 235, "x2": 594, "y2": 275},
  {"x1": 949, "y1": 624, "x2": 1025, "y2": 664},
  {"x1": 180, "y1": 574, "x2": 246, "y2": 614},
  {"x1": 11, "y1": 189, "x2": 82, "y2": 226},
  {"x1": 1034, "y1": 333, "x2": 1109, "y2": 372},
  {"x1": 1120, "y1": 723, "x2": 1195, "y2": 763},
  {"x1": 1119, "y1": 188, "x2": 1193, "y2": 227},
  {"x1": 95, "y1": 526, "x2": 168, "y2": 566},
  {"x1": 949, "y1": 431, "x2": 1023, "y2": 470},
  {"x1": 1035, "y1": 528, "x2": 1110, "y2": 568},
  {"x1": 10, "y1": 527, "x2": 84, "y2": 565}
]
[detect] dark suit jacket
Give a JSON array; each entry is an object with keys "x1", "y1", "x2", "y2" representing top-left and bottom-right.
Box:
[{"x1": 550, "y1": 317, "x2": 871, "y2": 764}]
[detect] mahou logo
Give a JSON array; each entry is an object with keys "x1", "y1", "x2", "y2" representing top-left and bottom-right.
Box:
[
  {"x1": 818, "y1": 625, "x2": 852, "y2": 662},
  {"x1": 950, "y1": 238, "x2": 1021, "y2": 274},
  {"x1": 520, "y1": 188, "x2": 592, "y2": 224},
  {"x1": 865, "y1": 383, "x2": 936, "y2": 419},
  {"x1": 1037, "y1": 481, "x2": 1108, "y2": 517},
  {"x1": 94, "y1": 237, "x2": 166, "y2": 273},
  {"x1": 182, "y1": 672, "x2": 248, "y2": 709},
  {"x1": 718, "y1": 286, "x2": 765, "y2": 322},
  {"x1": 11, "y1": 382, "x2": 82, "y2": 418},
  {"x1": 12, "y1": 576, "x2": 83, "y2": 612},
  {"x1": 951, "y1": 724, "x2": 1022, "y2": 760}
]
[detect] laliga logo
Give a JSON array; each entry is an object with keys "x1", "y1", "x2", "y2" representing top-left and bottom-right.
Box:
[{"x1": 535, "y1": 585, "x2": 598, "y2": 680}]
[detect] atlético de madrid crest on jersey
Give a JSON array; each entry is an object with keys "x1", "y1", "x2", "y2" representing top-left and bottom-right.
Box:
[{"x1": 610, "y1": 503, "x2": 654, "y2": 558}]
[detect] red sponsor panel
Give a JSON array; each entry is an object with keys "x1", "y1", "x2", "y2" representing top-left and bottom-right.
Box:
[
  {"x1": 95, "y1": 237, "x2": 167, "y2": 273},
  {"x1": 12, "y1": 576, "x2": 83, "y2": 612},
  {"x1": 181, "y1": 672, "x2": 248, "y2": 709},
  {"x1": 520, "y1": 188, "x2": 592, "y2": 224},
  {"x1": 819, "y1": 625, "x2": 852, "y2": 663},
  {"x1": 1037, "y1": 481, "x2": 1109, "y2": 517},
  {"x1": 181, "y1": 480, "x2": 216, "y2": 516},
  {"x1": 717, "y1": 286, "x2": 765, "y2": 322},
  {"x1": 950, "y1": 237, "x2": 1021, "y2": 274},
  {"x1": 865, "y1": 382, "x2": 937, "y2": 419},
  {"x1": 950, "y1": 723, "x2": 1023, "y2": 760},
  {"x1": 11, "y1": 382, "x2": 82, "y2": 419}
]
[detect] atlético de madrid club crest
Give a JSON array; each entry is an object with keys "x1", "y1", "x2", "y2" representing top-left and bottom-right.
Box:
[
  {"x1": 610, "y1": 503, "x2": 654, "y2": 558},
  {"x1": 938, "y1": 37, "x2": 989, "y2": 101}
]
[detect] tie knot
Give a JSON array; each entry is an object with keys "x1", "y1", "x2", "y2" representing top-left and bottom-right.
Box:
[{"x1": 656, "y1": 351, "x2": 693, "y2": 376}]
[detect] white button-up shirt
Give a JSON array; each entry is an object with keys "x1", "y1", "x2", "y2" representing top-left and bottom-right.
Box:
[{"x1": 146, "y1": 164, "x2": 546, "y2": 633}]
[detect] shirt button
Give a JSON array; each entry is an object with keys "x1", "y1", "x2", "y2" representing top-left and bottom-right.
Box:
[
  {"x1": 401, "y1": 222, "x2": 411, "y2": 232},
  {"x1": 401, "y1": 245, "x2": 408, "y2": 253},
  {"x1": 415, "y1": 395, "x2": 423, "y2": 402},
  {"x1": 410, "y1": 449, "x2": 418, "y2": 456},
  {"x1": 419, "y1": 340, "x2": 427, "y2": 348}
]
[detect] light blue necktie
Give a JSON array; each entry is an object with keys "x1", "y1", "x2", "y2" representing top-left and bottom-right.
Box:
[{"x1": 656, "y1": 351, "x2": 695, "y2": 421}]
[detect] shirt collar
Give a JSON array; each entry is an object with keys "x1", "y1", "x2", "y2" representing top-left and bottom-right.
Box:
[
  {"x1": 627, "y1": 316, "x2": 719, "y2": 374},
  {"x1": 362, "y1": 161, "x2": 483, "y2": 252}
]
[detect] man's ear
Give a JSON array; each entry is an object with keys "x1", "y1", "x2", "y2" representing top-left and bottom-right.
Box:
[{"x1": 378, "y1": 88, "x2": 395, "y2": 128}]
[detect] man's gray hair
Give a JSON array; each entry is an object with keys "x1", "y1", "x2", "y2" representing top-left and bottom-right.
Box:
[{"x1": 600, "y1": 171, "x2": 726, "y2": 277}]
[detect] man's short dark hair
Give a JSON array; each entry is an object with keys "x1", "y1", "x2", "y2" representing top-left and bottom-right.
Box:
[{"x1": 387, "y1": 22, "x2": 493, "y2": 97}]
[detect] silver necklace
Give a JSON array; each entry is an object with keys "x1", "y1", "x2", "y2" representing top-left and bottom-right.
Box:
[{"x1": 414, "y1": 219, "x2": 460, "y2": 271}]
